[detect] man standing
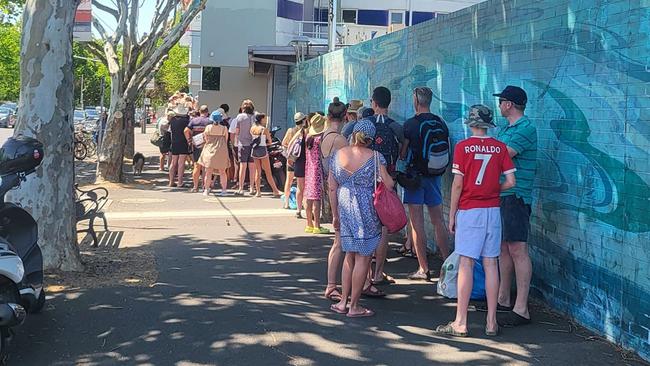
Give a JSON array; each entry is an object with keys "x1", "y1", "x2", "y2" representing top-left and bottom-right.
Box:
[
  {"x1": 368, "y1": 86, "x2": 404, "y2": 285},
  {"x1": 492, "y1": 85, "x2": 537, "y2": 326},
  {"x1": 229, "y1": 99, "x2": 257, "y2": 195},
  {"x1": 400, "y1": 87, "x2": 450, "y2": 281},
  {"x1": 186, "y1": 105, "x2": 212, "y2": 192},
  {"x1": 341, "y1": 99, "x2": 363, "y2": 138},
  {"x1": 435, "y1": 105, "x2": 516, "y2": 337}
]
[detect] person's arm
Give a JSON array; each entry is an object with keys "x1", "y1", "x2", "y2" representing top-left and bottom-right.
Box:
[
  {"x1": 504, "y1": 125, "x2": 536, "y2": 158},
  {"x1": 400, "y1": 138, "x2": 410, "y2": 161},
  {"x1": 265, "y1": 127, "x2": 272, "y2": 142},
  {"x1": 282, "y1": 129, "x2": 293, "y2": 147},
  {"x1": 501, "y1": 149, "x2": 517, "y2": 190},
  {"x1": 328, "y1": 170, "x2": 340, "y2": 230},
  {"x1": 379, "y1": 164, "x2": 395, "y2": 190},
  {"x1": 501, "y1": 172, "x2": 516, "y2": 191},
  {"x1": 448, "y1": 174, "x2": 463, "y2": 234}
]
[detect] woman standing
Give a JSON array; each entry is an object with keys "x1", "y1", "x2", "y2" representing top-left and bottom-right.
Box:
[
  {"x1": 250, "y1": 113, "x2": 282, "y2": 197},
  {"x1": 282, "y1": 112, "x2": 307, "y2": 208},
  {"x1": 304, "y1": 114, "x2": 329, "y2": 234},
  {"x1": 168, "y1": 103, "x2": 191, "y2": 187},
  {"x1": 157, "y1": 110, "x2": 173, "y2": 171},
  {"x1": 287, "y1": 114, "x2": 309, "y2": 218},
  {"x1": 198, "y1": 110, "x2": 231, "y2": 196},
  {"x1": 329, "y1": 120, "x2": 394, "y2": 318}
]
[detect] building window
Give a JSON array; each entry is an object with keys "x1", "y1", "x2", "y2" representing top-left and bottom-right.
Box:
[
  {"x1": 389, "y1": 10, "x2": 405, "y2": 25},
  {"x1": 342, "y1": 9, "x2": 357, "y2": 24},
  {"x1": 202, "y1": 67, "x2": 220, "y2": 91}
]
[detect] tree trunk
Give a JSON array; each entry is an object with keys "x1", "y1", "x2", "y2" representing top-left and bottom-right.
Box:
[
  {"x1": 96, "y1": 95, "x2": 126, "y2": 182},
  {"x1": 9, "y1": 0, "x2": 83, "y2": 271},
  {"x1": 124, "y1": 103, "x2": 135, "y2": 160}
]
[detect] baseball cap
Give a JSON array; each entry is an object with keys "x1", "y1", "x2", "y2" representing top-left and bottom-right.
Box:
[
  {"x1": 293, "y1": 112, "x2": 306, "y2": 124},
  {"x1": 464, "y1": 104, "x2": 495, "y2": 128},
  {"x1": 493, "y1": 85, "x2": 527, "y2": 105},
  {"x1": 210, "y1": 110, "x2": 224, "y2": 123}
]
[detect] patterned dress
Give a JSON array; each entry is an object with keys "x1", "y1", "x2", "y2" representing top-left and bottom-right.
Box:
[
  {"x1": 330, "y1": 151, "x2": 386, "y2": 256},
  {"x1": 304, "y1": 134, "x2": 323, "y2": 200}
]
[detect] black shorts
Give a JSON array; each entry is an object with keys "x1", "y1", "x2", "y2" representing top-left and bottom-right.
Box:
[
  {"x1": 192, "y1": 146, "x2": 203, "y2": 162},
  {"x1": 500, "y1": 195, "x2": 531, "y2": 242},
  {"x1": 238, "y1": 145, "x2": 253, "y2": 163},
  {"x1": 294, "y1": 158, "x2": 306, "y2": 178}
]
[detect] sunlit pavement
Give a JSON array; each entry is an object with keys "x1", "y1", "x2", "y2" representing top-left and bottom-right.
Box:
[{"x1": 7, "y1": 129, "x2": 645, "y2": 366}]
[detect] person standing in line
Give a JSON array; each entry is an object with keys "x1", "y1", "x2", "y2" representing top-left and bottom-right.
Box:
[
  {"x1": 367, "y1": 86, "x2": 404, "y2": 285},
  {"x1": 219, "y1": 103, "x2": 237, "y2": 186},
  {"x1": 490, "y1": 85, "x2": 537, "y2": 326},
  {"x1": 435, "y1": 105, "x2": 516, "y2": 337},
  {"x1": 250, "y1": 113, "x2": 282, "y2": 197},
  {"x1": 340, "y1": 99, "x2": 363, "y2": 137},
  {"x1": 168, "y1": 103, "x2": 191, "y2": 187},
  {"x1": 186, "y1": 105, "x2": 213, "y2": 192},
  {"x1": 329, "y1": 120, "x2": 394, "y2": 317},
  {"x1": 304, "y1": 114, "x2": 330, "y2": 234},
  {"x1": 198, "y1": 110, "x2": 231, "y2": 196},
  {"x1": 282, "y1": 112, "x2": 307, "y2": 209},
  {"x1": 287, "y1": 113, "x2": 310, "y2": 219},
  {"x1": 399, "y1": 87, "x2": 451, "y2": 281},
  {"x1": 157, "y1": 109, "x2": 173, "y2": 171},
  {"x1": 229, "y1": 100, "x2": 257, "y2": 195},
  {"x1": 320, "y1": 99, "x2": 350, "y2": 301}
]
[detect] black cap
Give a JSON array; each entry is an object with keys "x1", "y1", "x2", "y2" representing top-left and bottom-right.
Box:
[{"x1": 493, "y1": 85, "x2": 527, "y2": 105}]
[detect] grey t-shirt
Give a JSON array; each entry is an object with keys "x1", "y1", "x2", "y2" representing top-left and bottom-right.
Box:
[{"x1": 230, "y1": 113, "x2": 254, "y2": 147}]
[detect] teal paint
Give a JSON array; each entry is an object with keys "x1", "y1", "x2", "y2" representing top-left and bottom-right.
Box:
[{"x1": 288, "y1": 0, "x2": 650, "y2": 360}]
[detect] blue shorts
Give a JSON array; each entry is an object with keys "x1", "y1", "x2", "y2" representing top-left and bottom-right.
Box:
[
  {"x1": 454, "y1": 207, "x2": 501, "y2": 259},
  {"x1": 402, "y1": 176, "x2": 442, "y2": 206}
]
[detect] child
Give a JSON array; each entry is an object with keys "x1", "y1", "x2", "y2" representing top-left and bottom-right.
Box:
[{"x1": 435, "y1": 105, "x2": 516, "y2": 337}]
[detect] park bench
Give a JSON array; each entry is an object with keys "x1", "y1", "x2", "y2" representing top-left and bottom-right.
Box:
[{"x1": 75, "y1": 184, "x2": 109, "y2": 247}]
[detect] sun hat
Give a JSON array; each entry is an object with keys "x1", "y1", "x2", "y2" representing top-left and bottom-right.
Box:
[
  {"x1": 293, "y1": 112, "x2": 306, "y2": 124},
  {"x1": 347, "y1": 99, "x2": 363, "y2": 113},
  {"x1": 210, "y1": 110, "x2": 224, "y2": 123},
  {"x1": 464, "y1": 104, "x2": 496, "y2": 129},
  {"x1": 352, "y1": 118, "x2": 376, "y2": 138},
  {"x1": 172, "y1": 103, "x2": 189, "y2": 116},
  {"x1": 308, "y1": 114, "x2": 327, "y2": 136}
]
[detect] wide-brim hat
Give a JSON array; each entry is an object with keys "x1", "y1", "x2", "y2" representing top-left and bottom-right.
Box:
[
  {"x1": 347, "y1": 99, "x2": 363, "y2": 113},
  {"x1": 172, "y1": 103, "x2": 189, "y2": 116},
  {"x1": 308, "y1": 114, "x2": 326, "y2": 136},
  {"x1": 293, "y1": 112, "x2": 306, "y2": 123},
  {"x1": 464, "y1": 104, "x2": 496, "y2": 128}
]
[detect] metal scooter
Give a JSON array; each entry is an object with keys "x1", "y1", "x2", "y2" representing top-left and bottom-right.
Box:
[{"x1": 0, "y1": 136, "x2": 46, "y2": 362}]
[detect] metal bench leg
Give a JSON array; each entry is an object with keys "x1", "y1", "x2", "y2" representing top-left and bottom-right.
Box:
[
  {"x1": 100, "y1": 213, "x2": 108, "y2": 231},
  {"x1": 89, "y1": 217, "x2": 98, "y2": 247}
]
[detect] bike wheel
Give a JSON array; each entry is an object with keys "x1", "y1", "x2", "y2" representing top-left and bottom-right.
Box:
[{"x1": 74, "y1": 141, "x2": 87, "y2": 160}]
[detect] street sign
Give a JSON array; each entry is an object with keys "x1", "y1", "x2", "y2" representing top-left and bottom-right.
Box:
[{"x1": 143, "y1": 98, "x2": 151, "y2": 106}]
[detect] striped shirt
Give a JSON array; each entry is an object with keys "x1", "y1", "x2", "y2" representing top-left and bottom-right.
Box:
[{"x1": 497, "y1": 116, "x2": 537, "y2": 204}]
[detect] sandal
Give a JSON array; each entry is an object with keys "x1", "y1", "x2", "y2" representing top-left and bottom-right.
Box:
[
  {"x1": 498, "y1": 311, "x2": 531, "y2": 327},
  {"x1": 330, "y1": 304, "x2": 348, "y2": 314},
  {"x1": 324, "y1": 287, "x2": 343, "y2": 302},
  {"x1": 435, "y1": 322, "x2": 468, "y2": 337},
  {"x1": 485, "y1": 325, "x2": 499, "y2": 337},
  {"x1": 346, "y1": 308, "x2": 375, "y2": 318},
  {"x1": 361, "y1": 285, "x2": 386, "y2": 298},
  {"x1": 371, "y1": 273, "x2": 396, "y2": 286}
]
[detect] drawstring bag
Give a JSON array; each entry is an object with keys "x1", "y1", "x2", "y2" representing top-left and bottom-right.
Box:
[
  {"x1": 373, "y1": 152, "x2": 407, "y2": 234},
  {"x1": 437, "y1": 252, "x2": 487, "y2": 300}
]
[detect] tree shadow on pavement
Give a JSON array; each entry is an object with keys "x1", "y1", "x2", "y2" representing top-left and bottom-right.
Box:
[{"x1": 11, "y1": 232, "x2": 646, "y2": 366}]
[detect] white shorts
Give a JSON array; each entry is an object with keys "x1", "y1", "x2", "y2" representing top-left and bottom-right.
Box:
[{"x1": 454, "y1": 207, "x2": 501, "y2": 260}]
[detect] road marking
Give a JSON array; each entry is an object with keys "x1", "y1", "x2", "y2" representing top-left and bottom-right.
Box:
[{"x1": 105, "y1": 208, "x2": 294, "y2": 221}]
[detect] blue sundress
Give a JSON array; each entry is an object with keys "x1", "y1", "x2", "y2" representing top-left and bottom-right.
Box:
[{"x1": 330, "y1": 151, "x2": 386, "y2": 256}]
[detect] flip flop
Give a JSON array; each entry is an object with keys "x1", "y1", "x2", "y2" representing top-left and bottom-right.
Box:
[
  {"x1": 498, "y1": 311, "x2": 531, "y2": 327},
  {"x1": 361, "y1": 285, "x2": 386, "y2": 298},
  {"x1": 330, "y1": 304, "x2": 348, "y2": 314},
  {"x1": 371, "y1": 274, "x2": 396, "y2": 286},
  {"x1": 475, "y1": 303, "x2": 513, "y2": 313},
  {"x1": 435, "y1": 322, "x2": 468, "y2": 337},
  {"x1": 346, "y1": 308, "x2": 375, "y2": 318},
  {"x1": 485, "y1": 325, "x2": 499, "y2": 337},
  {"x1": 325, "y1": 288, "x2": 343, "y2": 302}
]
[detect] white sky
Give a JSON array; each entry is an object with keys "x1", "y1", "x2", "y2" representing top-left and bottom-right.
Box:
[{"x1": 93, "y1": 0, "x2": 157, "y2": 38}]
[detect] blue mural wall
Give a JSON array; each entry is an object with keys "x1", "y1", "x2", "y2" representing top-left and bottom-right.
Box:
[{"x1": 288, "y1": 0, "x2": 650, "y2": 360}]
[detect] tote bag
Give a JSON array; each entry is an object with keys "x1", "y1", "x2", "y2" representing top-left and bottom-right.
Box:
[{"x1": 373, "y1": 152, "x2": 407, "y2": 234}]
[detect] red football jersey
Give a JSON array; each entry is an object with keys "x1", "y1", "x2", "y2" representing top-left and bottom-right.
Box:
[{"x1": 452, "y1": 136, "x2": 516, "y2": 209}]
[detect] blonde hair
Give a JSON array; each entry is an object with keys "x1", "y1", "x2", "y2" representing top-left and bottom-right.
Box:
[{"x1": 351, "y1": 131, "x2": 373, "y2": 147}]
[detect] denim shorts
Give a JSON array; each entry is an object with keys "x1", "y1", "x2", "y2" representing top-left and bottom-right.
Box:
[
  {"x1": 500, "y1": 195, "x2": 531, "y2": 242},
  {"x1": 402, "y1": 175, "x2": 442, "y2": 206},
  {"x1": 454, "y1": 207, "x2": 501, "y2": 259}
]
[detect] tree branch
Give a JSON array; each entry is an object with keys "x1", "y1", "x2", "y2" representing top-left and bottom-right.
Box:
[
  {"x1": 84, "y1": 41, "x2": 108, "y2": 67},
  {"x1": 92, "y1": 0, "x2": 119, "y2": 21}
]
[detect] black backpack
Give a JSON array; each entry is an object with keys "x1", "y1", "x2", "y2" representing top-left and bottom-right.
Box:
[
  {"x1": 370, "y1": 115, "x2": 400, "y2": 167},
  {"x1": 414, "y1": 114, "x2": 450, "y2": 176}
]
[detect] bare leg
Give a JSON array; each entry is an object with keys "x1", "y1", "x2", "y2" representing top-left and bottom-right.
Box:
[
  {"x1": 192, "y1": 163, "x2": 202, "y2": 191},
  {"x1": 203, "y1": 167, "x2": 214, "y2": 194},
  {"x1": 306, "y1": 200, "x2": 314, "y2": 228},
  {"x1": 509, "y1": 242, "x2": 531, "y2": 319},
  {"x1": 237, "y1": 161, "x2": 247, "y2": 192},
  {"x1": 168, "y1": 155, "x2": 179, "y2": 185},
  {"x1": 219, "y1": 170, "x2": 228, "y2": 194},
  {"x1": 428, "y1": 204, "x2": 450, "y2": 260},
  {"x1": 283, "y1": 170, "x2": 295, "y2": 208},
  {"x1": 408, "y1": 204, "x2": 429, "y2": 273},
  {"x1": 372, "y1": 227, "x2": 389, "y2": 282},
  {"x1": 451, "y1": 255, "x2": 474, "y2": 333},
  {"x1": 483, "y1": 257, "x2": 500, "y2": 332},
  {"x1": 176, "y1": 154, "x2": 186, "y2": 187},
  {"x1": 247, "y1": 163, "x2": 256, "y2": 194},
  {"x1": 261, "y1": 157, "x2": 281, "y2": 195},
  {"x1": 325, "y1": 232, "x2": 343, "y2": 294},
  {"x1": 159, "y1": 153, "x2": 165, "y2": 170},
  {"x1": 498, "y1": 241, "x2": 514, "y2": 307},
  {"x1": 253, "y1": 159, "x2": 262, "y2": 195},
  {"x1": 333, "y1": 253, "x2": 354, "y2": 312},
  {"x1": 348, "y1": 254, "x2": 373, "y2": 316},
  {"x1": 296, "y1": 177, "x2": 305, "y2": 214},
  {"x1": 312, "y1": 200, "x2": 322, "y2": 229}
]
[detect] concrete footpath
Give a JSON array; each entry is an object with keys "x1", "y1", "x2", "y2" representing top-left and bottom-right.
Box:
[{"x1": 9, "y1": 129, "x2": 648, "y2": 365}]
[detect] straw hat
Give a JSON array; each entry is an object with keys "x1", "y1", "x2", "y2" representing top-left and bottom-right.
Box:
[
  {"x1": 308, "y1": 114, "x2": 326, "y2": 136},
  {"x1": 172, "y1": 103, "x2": 189, "y2": 116},
  {"x1": 347, "y1": 99, "x2": 363, "y2": 113}
]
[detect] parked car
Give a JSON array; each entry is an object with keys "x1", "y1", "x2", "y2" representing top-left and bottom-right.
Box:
[
  {"x1": 74, "y1": 109, "x2": 86, "y2": 124},
  {"x1": 0, "y1": 107, "x2": 16, "y2": 128},
  {"x1": 0, "y1": 102, "x2": 17, "y2": 114}
]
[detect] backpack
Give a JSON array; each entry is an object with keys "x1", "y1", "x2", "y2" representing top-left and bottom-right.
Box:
[
  {"x1": 150, "y1": 129, "x2": 163, "y2": 147},
  {"x1": 287, "y1": 129, "x2": 304, "y2": 162},
  {"x1": 414, "y1": 114, "x2": 450, "y2": 176},
  {"x1": 370, "y1": 115, "x2": 400, "y2": 168}
]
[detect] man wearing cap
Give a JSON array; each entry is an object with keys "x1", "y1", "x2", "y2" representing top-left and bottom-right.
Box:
[
  {"x1": 492, "y1": 85, "x2": 537, "y2": 326},
  {"x1": 435, "y1": 105, "x2": 516, "y2": 337}
]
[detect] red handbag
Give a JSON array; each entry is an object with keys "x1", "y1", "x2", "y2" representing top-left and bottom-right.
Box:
[{"x1": 373, "y1": 152, "x2": 407, "y2": 234}]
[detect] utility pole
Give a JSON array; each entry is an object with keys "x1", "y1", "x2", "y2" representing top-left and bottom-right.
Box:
[
  {"x1": 408, "y1": 0, "x2": 413, "y2": 26},
  {"x1": 327, "y1": 0, "x2": 337, "y2": 52},
  {"x1": 80, "y1": 74, "x2": 84, "y2": 110}
]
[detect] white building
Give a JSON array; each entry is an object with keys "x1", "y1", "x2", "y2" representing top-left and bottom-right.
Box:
[{"x1": 188, "y1": 0, "x2": 483, "y2": 124}]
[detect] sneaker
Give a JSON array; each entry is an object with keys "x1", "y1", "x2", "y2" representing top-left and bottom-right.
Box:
[
  {"x1": 407, "y1": 271, "x2": 431, "y2": 281},
  {"x1": 312, "y1": 227, "x2": 331, "y2": 235},
  {"x1": 304, "y1": 226, "x2": 314, "y2": 233},
  {"x1": 295, "y1": 212, "x2": 303, "y2": 219},
  {"x1": 202, "y1": 189, "x2": 210, "y2": 196},
  {"x1": 219, "y1": 190, "x2": 228, "y2": 196}
]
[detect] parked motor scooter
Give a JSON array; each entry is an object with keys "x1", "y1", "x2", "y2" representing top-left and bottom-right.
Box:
[
  {"x1": 267, "y1": 126, "x2": 286, "y2": 190},
  {"x1": 0, "y1": 136, "x2": 46, "y2": 362}
]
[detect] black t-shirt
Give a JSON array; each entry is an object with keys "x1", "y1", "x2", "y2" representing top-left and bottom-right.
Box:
[
  {"x1": 403, "y1": 112, "x2": 449, "y2": 162},
  {"x1": 170, "y1": 115, "x2": 190, "y2": 144}
]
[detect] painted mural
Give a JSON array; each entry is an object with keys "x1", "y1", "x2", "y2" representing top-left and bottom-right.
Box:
[{"x1": 288, "y1": 0, "x2": 650, "y2": 360}]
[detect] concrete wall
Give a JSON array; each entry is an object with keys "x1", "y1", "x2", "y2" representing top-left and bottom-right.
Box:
[
  {"x1": 198, "y1": 66, "x2": 269, "y2": 115},
  {"x1": 287, "y1": 0, "x2": 650, "y2": 360}
]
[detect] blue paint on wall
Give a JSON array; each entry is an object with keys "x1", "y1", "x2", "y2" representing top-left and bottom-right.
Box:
[
  {"x1": 277, "y1": 0, "x2": 303, "y2": 21},
  {"x1": 288, "y1": 0, "x2": 650, "y2": 361},
  {"x1": 357, "y1": 9, "x2": 388, "y2": 26},
  {"x1": 411, "y1": 11, "x2": 435, "y2": 25}
]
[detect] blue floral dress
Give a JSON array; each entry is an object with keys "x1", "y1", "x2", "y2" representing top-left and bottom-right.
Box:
[{"x1": 330, "y1": 151, "x2": 386, "y2": 256}]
